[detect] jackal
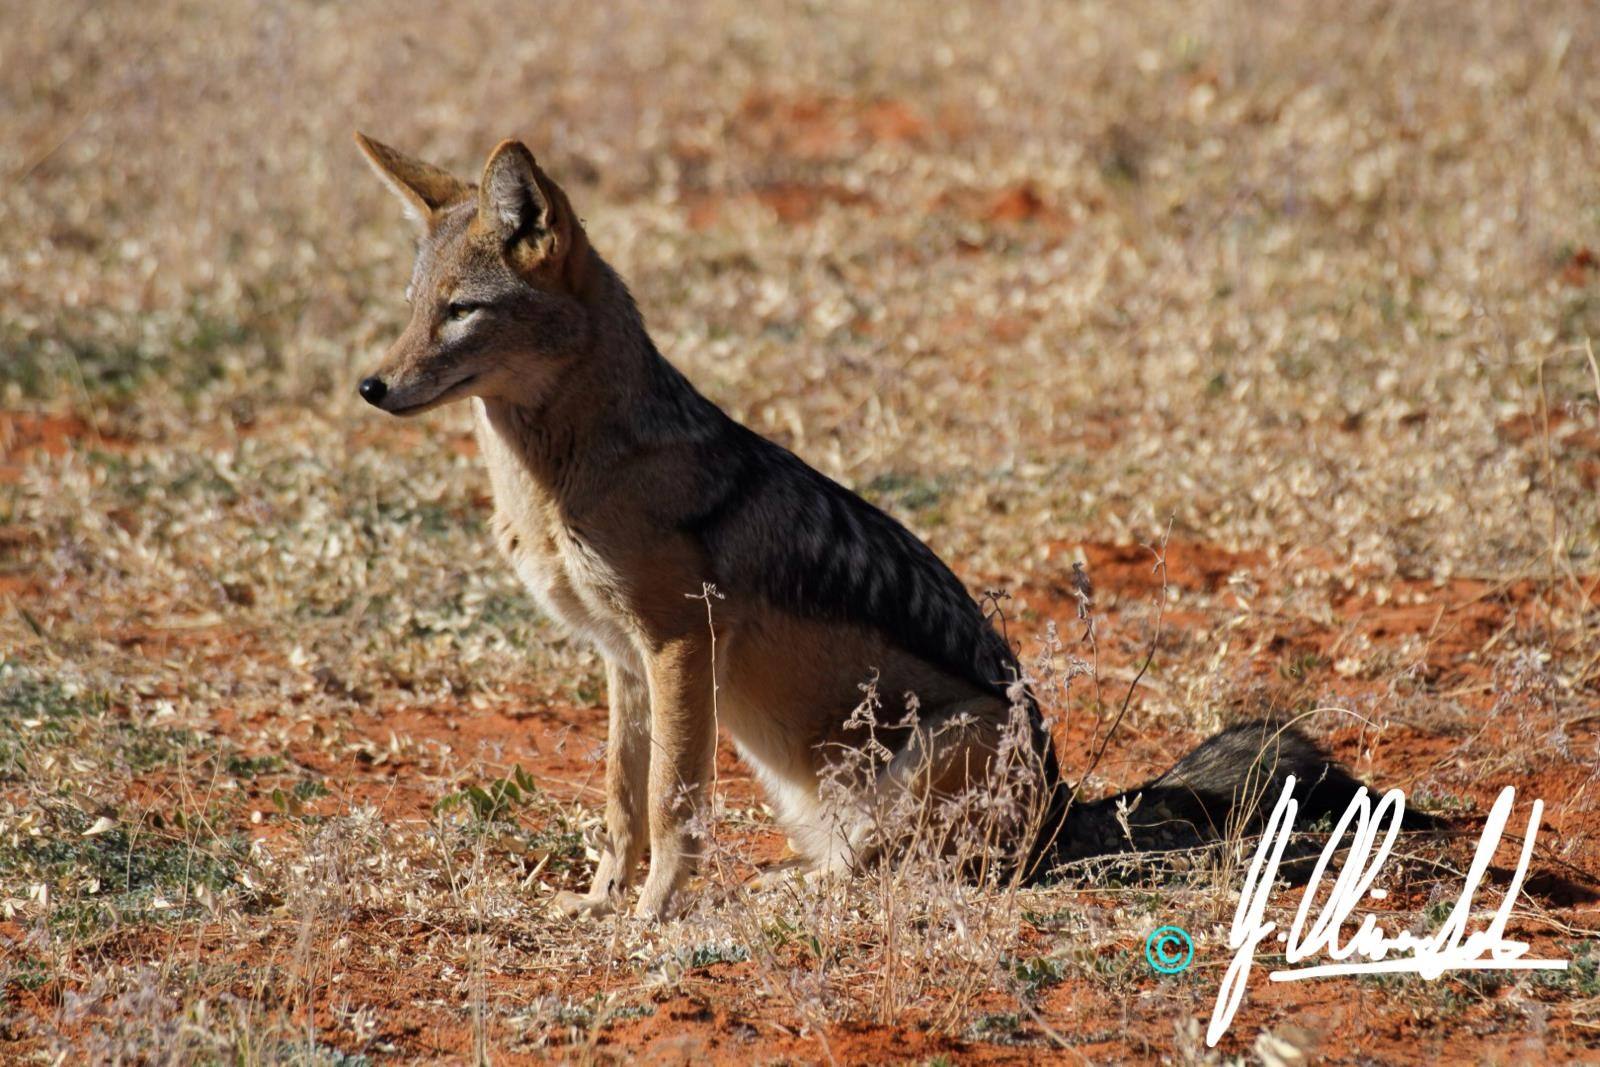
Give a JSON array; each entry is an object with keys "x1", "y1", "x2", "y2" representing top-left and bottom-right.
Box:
[{"x1": 354, "y1": 135, "x2": 1390, "y2": 920}]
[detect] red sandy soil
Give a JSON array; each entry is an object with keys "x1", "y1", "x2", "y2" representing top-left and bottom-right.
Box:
[{"x1": 3, "y1": 412, "x2": 1599, "y2": 1064}]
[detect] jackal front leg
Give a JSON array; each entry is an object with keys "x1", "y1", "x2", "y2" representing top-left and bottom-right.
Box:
[
  {"x1": 555, "y1": 659, "x2": 649, "y2": 919},
  {"x1": 635, "y1": 636, "x2": 716, "y2": 920}
]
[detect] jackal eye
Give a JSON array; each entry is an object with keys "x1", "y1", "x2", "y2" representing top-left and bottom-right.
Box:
[{"x1": 444, "y1": 301, "x2": 482, "y2": 322}]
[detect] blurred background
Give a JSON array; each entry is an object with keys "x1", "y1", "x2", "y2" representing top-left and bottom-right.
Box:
[{"x1": 5, "y1": 0, "x2": 1597, "y2": 581}]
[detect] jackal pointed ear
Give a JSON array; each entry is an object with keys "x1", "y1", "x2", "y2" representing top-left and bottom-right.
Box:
[
  {"x1": 354, "y1": 132, "x2": 470, "y2": 226},
  {"x1": 477, "y1": 140, "x2": 577, "y2": 272},
  {"x1": 479, "y1": 140, "x2": 546, "y2": 235}
]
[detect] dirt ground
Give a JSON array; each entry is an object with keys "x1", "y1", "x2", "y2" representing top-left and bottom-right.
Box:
[
  {"x1": 3, "y1": 409, "x2": 1597, "y2": 1063},
  {"x1": 4, "y1": 1, "x2": 1600, "y2": 1063}
]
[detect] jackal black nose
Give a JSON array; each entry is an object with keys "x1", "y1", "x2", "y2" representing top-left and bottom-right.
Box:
[{"x1": 359, "y1": 377, "x2": 388, "y2": 406}]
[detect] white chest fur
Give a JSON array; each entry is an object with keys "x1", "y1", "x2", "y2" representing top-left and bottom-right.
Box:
[{"x1": 474, "y1": 401, "x2": 642, "y2": 671}]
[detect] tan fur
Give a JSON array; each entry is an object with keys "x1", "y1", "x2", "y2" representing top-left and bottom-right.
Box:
[
  {"x1": 353, "y1": 135, "x2": 1389, "y2": 920},
  {"x1": 353, "y1": 133, "x2": 1029, "y2": 919}
]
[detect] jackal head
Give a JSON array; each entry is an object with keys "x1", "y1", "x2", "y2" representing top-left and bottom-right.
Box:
[{"x1": 354, "y1": 133, "x2": 594, "y2": 415}]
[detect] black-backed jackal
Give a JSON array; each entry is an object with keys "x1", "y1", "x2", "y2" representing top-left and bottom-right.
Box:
[{"x1": 354, "y1": 135, "x2": 1403, "y2": 920}]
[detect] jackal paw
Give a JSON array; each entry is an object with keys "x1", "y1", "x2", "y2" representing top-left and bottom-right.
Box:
[
  {"x1": 553, "y1": 890, "x2": 617, "y2": 919},
  {"x1": 748, "y1": 859, "x2": 811, "y2": 892},
  {"x1": 632, "y1": 882, "x2": 686, "y2": 922}
]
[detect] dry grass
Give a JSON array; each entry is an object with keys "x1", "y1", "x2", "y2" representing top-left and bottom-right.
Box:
[{"x1": 3, "y1": 0, "x2": 1600, "y2": 1062}]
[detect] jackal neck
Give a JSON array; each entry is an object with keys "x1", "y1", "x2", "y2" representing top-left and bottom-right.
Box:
[{"x1": 477, "y1": 259, "x2": 710, "y2": 511}]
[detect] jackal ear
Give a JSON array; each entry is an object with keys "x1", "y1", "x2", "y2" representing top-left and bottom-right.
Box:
[
  {"x1": 354, "y1": 132, "x2": 470, "y2": 226},
  {"x1": 478, "y1": 140, "x2": 571, "y2": 267}
]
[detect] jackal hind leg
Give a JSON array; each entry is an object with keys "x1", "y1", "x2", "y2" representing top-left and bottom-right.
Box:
[{"x1": 838, "y1": 697, "x2": 1039, "y2": 879}]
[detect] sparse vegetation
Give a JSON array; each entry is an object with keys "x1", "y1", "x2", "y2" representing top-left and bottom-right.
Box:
[{"x1": 3, "y1": 0, "x2": 1599, "y2": 1062}]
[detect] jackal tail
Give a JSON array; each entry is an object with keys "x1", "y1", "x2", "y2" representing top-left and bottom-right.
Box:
[{"x1": 1029, "y1": 720, "x2": 1441, "y2": 879}]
